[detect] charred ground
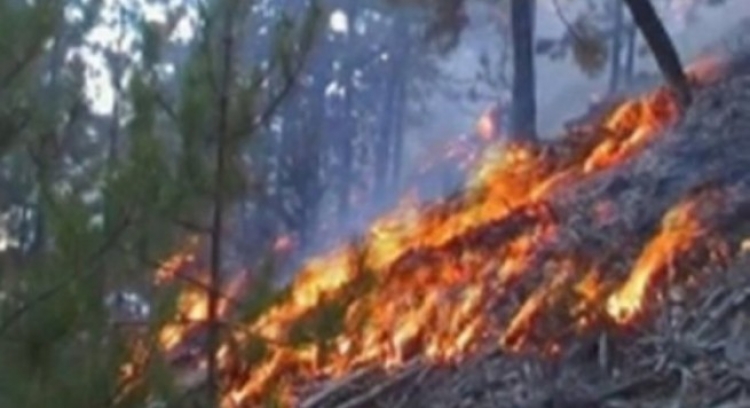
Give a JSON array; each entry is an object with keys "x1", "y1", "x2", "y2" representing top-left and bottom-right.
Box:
[{"x1": 295, "y1": 65, "x2": 750, "y2": 408}]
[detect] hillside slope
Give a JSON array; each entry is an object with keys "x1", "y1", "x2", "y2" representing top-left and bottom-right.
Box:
[
  {"x1": 296, "y1": 67, "x2": 750, "y2": 408},
  {"x1": 400, "y1": 68, "x2": 750, "y2": 408}
]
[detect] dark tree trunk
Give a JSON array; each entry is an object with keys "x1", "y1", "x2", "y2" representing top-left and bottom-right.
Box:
[
  {"x1": 621, "y1": 0, "x2": 692, "y2": 108},
  {"x1": 300, "y1": 79, "x2": 327, "y2": 247},
  {"x1": 337, "y1": 67, "x2": 354, "y2": 217},
  {"x1": 335, "y1": 2, "x2": 358, "y2": 219},
  {"x1": 375, "y1": 72, "x2": 396, "y2": 197},
  {"x1": 510, "y1": 0, "x2": 537, "y2": 142},
  {"x1": 389, "y1": 76, "x2": 406, "y2": 190},
  {"x1": 387, "y1": 21, "x2": 411, "y2": 194},
  {"x1": 375, "y1": 17, "x2": 409, "y2": 198},
  {"x1": 624, "y1": 24, "x2": 637, "y2": 85},
  {"x1": 608, "y1": 0, "x2": 624, "y2": 93}
]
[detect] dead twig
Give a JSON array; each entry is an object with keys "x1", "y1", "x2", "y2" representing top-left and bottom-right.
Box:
[
  {"x1": 393, "y1": 365, "x2": 433, "y2": 408},
  {"x1": 300, "y1": 366, "x2": 377, "y2": 408},
  {"x1": 329, "y1": 359, "x2": 424, "y2": 408}
]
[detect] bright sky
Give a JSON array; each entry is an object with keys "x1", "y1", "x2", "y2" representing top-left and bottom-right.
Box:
[
  {"x1": 329, "y1": 9, "x2": 348, "y2": 33},
  {"x1": 75, "y1": 2, "x2": 349, "y2": 116},
  {"x1": 70, "y1": 0, "x2": 199, "y2": 115}
]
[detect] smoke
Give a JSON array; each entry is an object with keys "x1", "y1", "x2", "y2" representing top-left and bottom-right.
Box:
[
  {"x1": 254, "y1": 2, "x2": 750, "y2": 287},
  {"x1": 418, "y1": 1, "x2": 750, "y2": 142},
  {"x1": 270, "y1": 127, "x2": 493, "y2": 286}
]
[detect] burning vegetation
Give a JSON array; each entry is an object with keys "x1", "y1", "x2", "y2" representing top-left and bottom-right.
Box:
[{"x1": 122, "y1": 54, "x2": 750, "y2": 407}]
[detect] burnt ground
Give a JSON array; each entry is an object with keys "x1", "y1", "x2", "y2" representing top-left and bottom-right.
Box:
[{"x1": 298, "y1": 69, "x2": 750, "y2": 408}]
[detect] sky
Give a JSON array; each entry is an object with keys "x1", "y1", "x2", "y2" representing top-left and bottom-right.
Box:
[{"x1": 70, "y1": 0, "x2": 199, "y2": 115}]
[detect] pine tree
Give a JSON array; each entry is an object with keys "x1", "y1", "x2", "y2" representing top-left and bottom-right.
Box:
[{"x1": 0, "y1": 0, "x2": 320, "y2": 406}]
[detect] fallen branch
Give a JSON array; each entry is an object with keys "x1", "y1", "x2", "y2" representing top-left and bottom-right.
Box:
[
  {"x1": 713, "y1": 401, "x2": 750, "y2": 408},
  {"x1": 394, "y1": 366, "x2": 433, "y2": 408},
  {"x1": 300, "y1": 366, "x2": 377, "y2": 408},
  {"x1": 327, "y1": 359, "x2": 424, "y2": 408}
]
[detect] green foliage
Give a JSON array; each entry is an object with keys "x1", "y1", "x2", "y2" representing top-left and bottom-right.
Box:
[
  {"x1": 46, "y1": 193, "x2": 100, "y2": 264},
  {"x1": 0, "y1": 0, "x2": 60, "y2": 157},
  {"x1": 229, "y1": 67, "x2": 262, "y2": 141},
  {"x1": 0, "y1": 1, "x2": 59, "y2": 68},
  {"x1": 0, "y1": 0, "x2": 326, "y2": 406},
  {"x1": 176, "y1": 50, "x2": 214, "y2": 196},
  {"x1": 0, "y1": 1, "x2": 188, "y2": 404},
  {"x1": 140, "y1": 21, "x2": 163, "y2": 69},
  {"x1": 237, "y1": 275, "x2": 281, "y2": 324},
  {"x1": 239, "y1": 333, "x2": 269, "y2": 367},
  {"x1": 0, "y1": 259, "x2": 125, "y2": 408},
  {"x1": 288, "y1": 298, "x2": 348, "y2": 347}
]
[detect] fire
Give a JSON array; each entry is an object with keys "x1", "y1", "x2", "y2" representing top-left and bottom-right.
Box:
[
  {"x1": 125, "y1": 56, "x2": 737, "y2": 406},
  {"x1": 606, "y1": 187, "x2": 728, "y2": 323},
  {"x1": 155, "y1": 235, "x2": 201, "y2": 284},
  {"x1": 584, "y1": 87, "x2": 679, "y2": 173}
]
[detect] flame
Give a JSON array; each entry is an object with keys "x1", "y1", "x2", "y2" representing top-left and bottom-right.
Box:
[
  {"x1": 155, "y1": 235, "x2": 200, "y2": 284},
  {"x1": 606, "y1": 188, "x2": 727, "y2": 323},
  {"x1": 584, "y1": 88, "x2": 679, "y2": 173},
  {"x1": 123, "y1": 56, "x2": 737, "y2": 406}
]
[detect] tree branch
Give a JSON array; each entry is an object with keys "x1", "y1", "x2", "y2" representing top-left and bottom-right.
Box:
[{"x1": 0, "y1": 214, "x2": 133, "y2": 337}]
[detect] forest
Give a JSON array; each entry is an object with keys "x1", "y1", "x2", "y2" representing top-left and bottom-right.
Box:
[{"x1": 1, "y1": 0, "x2": 750, "y2": 407}]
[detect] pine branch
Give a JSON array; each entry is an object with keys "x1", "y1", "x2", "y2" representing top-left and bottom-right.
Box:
[
  {"x1": 0, "y1": 47, "x2": 42, "y2": 93},
  {"x1": 152, "y1": 89, "x2": 180, "y2": 125},
  {"x1": 141, "y1": 254, "x2": 248, "y2": 310},
  {"x1": 0, "y1": 214, "x2": 133, "y2": 337},
  {"x1": 171, "y1": 217, "x2": 212, "y2": 234},
  {"x1": 0, "y1": 19, "x2": 54, "y2": 94},
  {"x1": 243, "y1": 5, "x2": 321, "y2": 137},
  {"x1": 102, "y1": 337, "x2": 159, "y2": 408}
]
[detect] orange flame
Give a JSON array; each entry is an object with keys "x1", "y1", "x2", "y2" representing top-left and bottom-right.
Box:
[
  {"x1": 127, "y1": 56, "x2": 734, "y2": 406},
  {"x1": 607, "y1": 188, "x2": 727, "y2": 323}
]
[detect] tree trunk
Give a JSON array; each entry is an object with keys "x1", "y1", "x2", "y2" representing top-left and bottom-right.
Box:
[
  {"x1": 510, "y1": 0, "x2": 537, "y2": 142},
  {"x1": 608, "y1": 0, "x2": 624, "y2": 93},
  {"x1": 207, "y1": 1, "x2": 235, "y2": 403},
  {"x1": 389, "y1": 73, "x2": 406, "y2": 190},
  {"x1": 621, "y1": 0, "x2": 691, "y2": 108},
  {"x1": 336, "y1": 3, "x2": 357, "y2": 220},
  {"x1": 375, "y1": 73, "x2": 395, "y2": 198},
  {"x1": 624, "y1": 24, "x2": 637, "y2": 85},
  {"x1": 337, "y1": 67, "x2": 354, "y2": 217},
  {"x1": 375, "y1": 17, "x2": 408, "y2": 198}
]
